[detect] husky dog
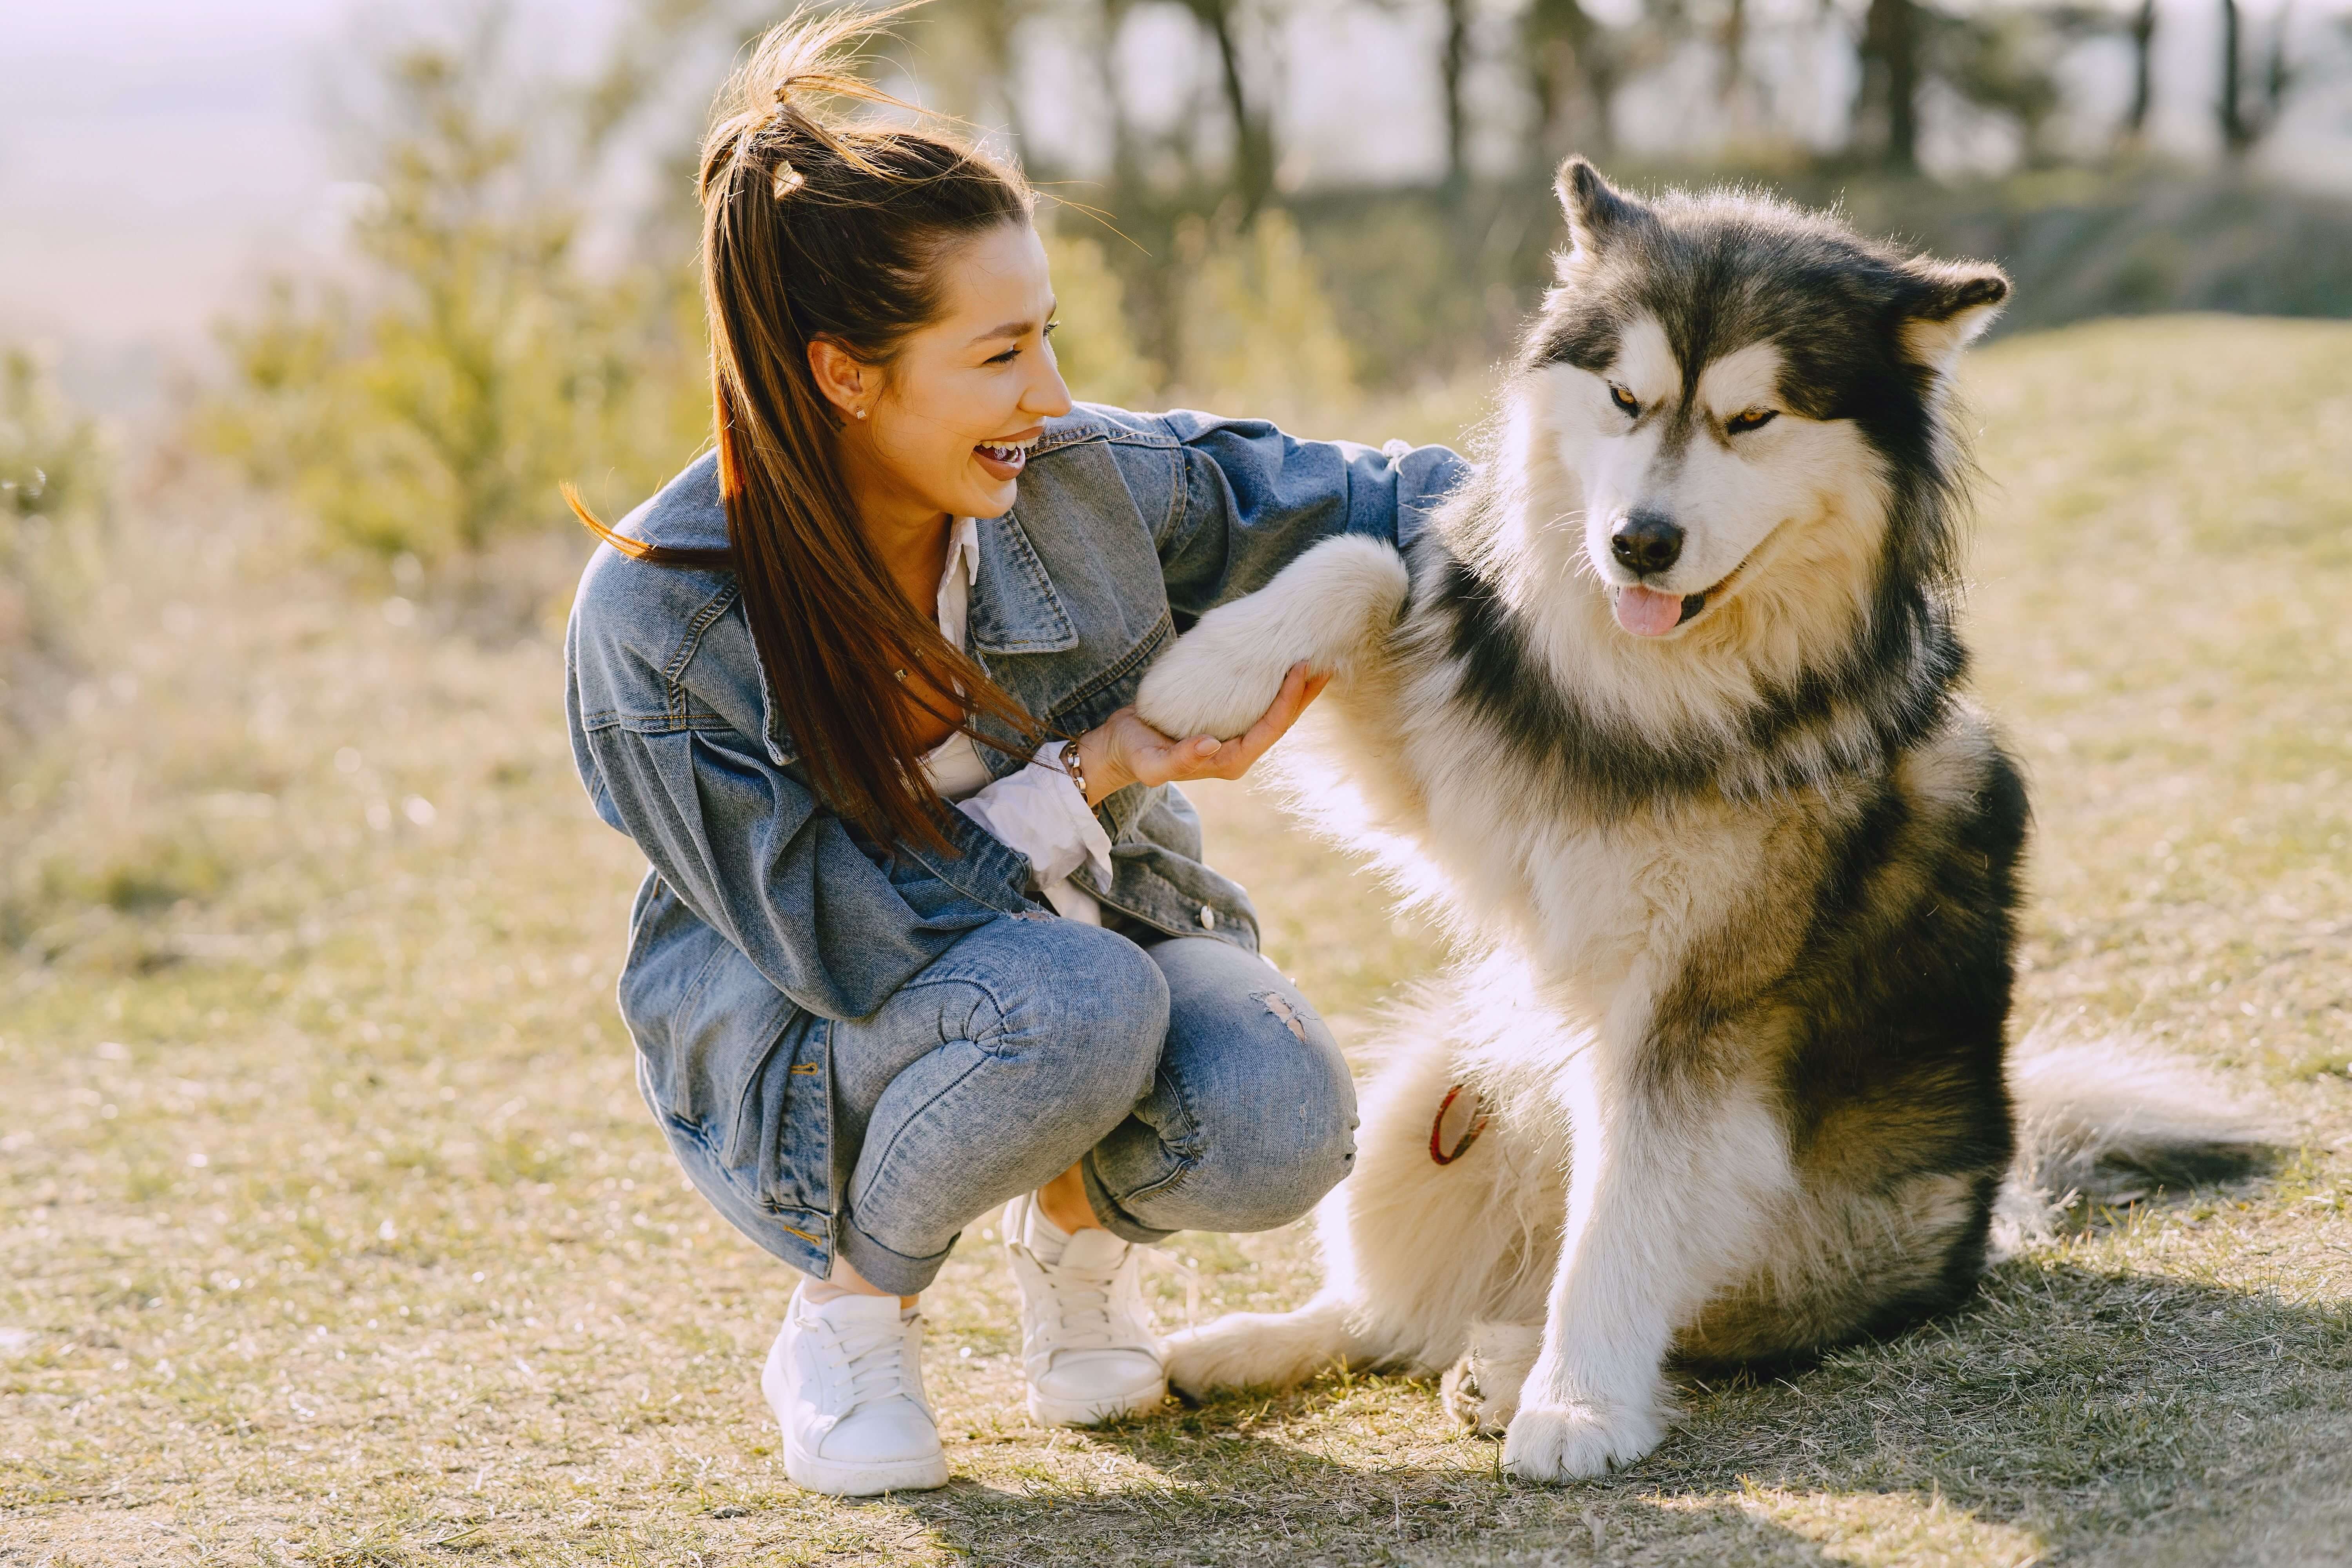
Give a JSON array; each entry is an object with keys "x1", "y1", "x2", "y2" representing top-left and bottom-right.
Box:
[{"x1": 1132, "y1": 162, "x2": 2252, "y2": 1482}]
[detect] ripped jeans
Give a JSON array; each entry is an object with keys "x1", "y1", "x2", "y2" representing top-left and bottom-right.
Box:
[{"x1": 826, "y1": 915, "x2": 1357, "y2": 1296}]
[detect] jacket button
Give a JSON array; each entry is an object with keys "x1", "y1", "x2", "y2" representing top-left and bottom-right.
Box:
[{"x1": 1198, "y1": 904, "x2": 1216, "y2": 930}]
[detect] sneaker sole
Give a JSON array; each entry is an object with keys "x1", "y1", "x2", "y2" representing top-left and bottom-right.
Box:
[
  {"x1": 783, "y1": 1444, "x2": 950, "y2": 1497},
  {"x1": 1025, "y1": 1378, "x2": 1169, "y2": 1428}
]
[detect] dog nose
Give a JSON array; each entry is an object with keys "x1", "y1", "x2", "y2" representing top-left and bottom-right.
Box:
[{"x1": 1610, "y1": 510, "x2": 1684, "y2": 575}]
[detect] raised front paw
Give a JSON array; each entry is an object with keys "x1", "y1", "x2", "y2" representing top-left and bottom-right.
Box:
[
  {"x1": 1132, "y1": 621, "x2": 1294, "y2": 742},
  {"x1": 1499, "y1": 1399, "x2": 1667, "y2": 1483}
]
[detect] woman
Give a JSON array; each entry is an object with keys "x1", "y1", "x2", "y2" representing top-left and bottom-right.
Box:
[{"x1": 564, "y1": 13, "x2": 1464, "y2": 1497}]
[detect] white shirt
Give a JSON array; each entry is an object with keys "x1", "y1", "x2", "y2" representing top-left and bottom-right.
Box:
[{"x1": 918, "y1": 517, "x2": 1112, "y2": 924}]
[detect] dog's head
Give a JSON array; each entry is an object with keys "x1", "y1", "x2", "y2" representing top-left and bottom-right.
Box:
[{"x1": 1521, "y1": 160, "x2": 2007, "y2": 644}]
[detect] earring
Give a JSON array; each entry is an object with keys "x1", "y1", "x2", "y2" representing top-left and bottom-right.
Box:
[{"x1": 854, "y1": 407, "x2": 868, "y2": 420}]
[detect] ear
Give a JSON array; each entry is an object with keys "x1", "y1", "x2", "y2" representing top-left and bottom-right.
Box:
[
  {"x1": 1554, "y1": 157, "x2": 1642, "y2": 268},
  {"x1": 1898, "y1": 260, "x2": 2010, "y2": 375},
  {"x1": 806, "y1": 336, "x2": 872, "y2": 421}
]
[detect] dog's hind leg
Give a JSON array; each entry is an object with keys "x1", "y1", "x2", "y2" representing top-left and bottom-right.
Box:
[
  {"x1": 1135, "y1": 534, "x2": 1409, "y2": 741},
  {"x1": 1169, "y1": 978, "x2": 1554, "y2": 1398}
]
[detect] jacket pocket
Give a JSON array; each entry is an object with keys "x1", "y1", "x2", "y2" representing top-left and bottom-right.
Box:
[{"x1": 625, "y1": 911, "x2": 790, "y2": 1129}]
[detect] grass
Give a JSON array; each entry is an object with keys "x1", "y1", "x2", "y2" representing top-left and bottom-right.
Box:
[{"x1": 5, "y1": 314, "x2": 2351, "y2": 1566}]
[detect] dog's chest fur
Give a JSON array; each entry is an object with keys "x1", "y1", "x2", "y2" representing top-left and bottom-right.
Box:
[{"x1": 1302, "y1": 641, "x2": 1831, "y2": 1032}]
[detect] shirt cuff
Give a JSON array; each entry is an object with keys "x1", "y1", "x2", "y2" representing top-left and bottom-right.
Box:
[{"x1": 951, "y1": 740, "x2": 1115, "y2": 892}]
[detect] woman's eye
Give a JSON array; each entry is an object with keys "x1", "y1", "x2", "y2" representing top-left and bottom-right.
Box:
[
  {"x1": 1609, "y1": 384, "x2": 1639, "y2": 417},
  {"x1": 986, "y1": 347, "x2": 1020, "y2": 365},
  {"x1": 1727, "y1": 408, "x2": 1779, "y2": 434}
]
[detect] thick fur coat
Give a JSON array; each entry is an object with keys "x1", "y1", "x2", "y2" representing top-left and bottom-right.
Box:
[{"x1": 1130, "y1": 162, "x2": 2252, "y2": 1482}]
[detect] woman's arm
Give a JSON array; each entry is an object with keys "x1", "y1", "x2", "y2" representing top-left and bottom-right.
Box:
[{"x1": 577, "y1": 717, "x2": 1033, "y2": 1022}]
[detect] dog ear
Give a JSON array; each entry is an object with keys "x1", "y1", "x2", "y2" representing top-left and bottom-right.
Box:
[
  {"x1": 1554, "y1": 157, "x2": 1641, "y2": 266},
  {"x1": 1897, "y1": 260, "x2": 2010, "y2": 374}
]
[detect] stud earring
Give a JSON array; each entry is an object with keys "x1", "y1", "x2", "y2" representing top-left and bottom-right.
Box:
[{"x1": 854, "y1": 407, "x2": 868, "y2": 420}]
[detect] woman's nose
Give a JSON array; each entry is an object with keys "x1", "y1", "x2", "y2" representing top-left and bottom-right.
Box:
[{"x1": 1029, "y1": 348, "x2": 1074, "y2": 419}]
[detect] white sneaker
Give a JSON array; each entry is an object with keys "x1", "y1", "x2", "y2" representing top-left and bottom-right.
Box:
[
  {"x1": 1004, "y1": 1193, "x2": 1166, "y2": 1426},
  {"x1": 762, "y1": 1284, "x2": 949, "y2": 1496}
]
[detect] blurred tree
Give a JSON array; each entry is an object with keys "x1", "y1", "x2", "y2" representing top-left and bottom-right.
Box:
[
  {"x1": 1441, "y1": 0, "x2": 1473, "y2": 189},
  {"x1": 0, "y1": 349, "x2": 106, "y2": 755},
  {"x1": 201, "y1": 10, "x2": 704, "y2": 563},
  {"x1": 2217, "y1": 0, "x2": 2299, "y2": 158},
  {"x1": 1172, "y1": 209, "x2": 1357, "y2": 426},
  {"x1": 1856, "y1": 0, "x2": 1925, "y2": 169},
  {"x1": 1851, "y1": 0, "x2": 2076, "y2": 171},
  {"x1": 0, "y1": 351, "x2": 105, "y2": 535},
  {"x1": 1174, "y1": 0, "x2": 1279, "y2": 213},
  {"x1": 2123, "y1": 0, "x2": 2158, "y2": 146},
  {"x1": 1039, "y1": 226, "x2": 1163, "y2": 406},
  {"x1": 1521, "y1": 0, "x2": 1621, "y2": 162}
]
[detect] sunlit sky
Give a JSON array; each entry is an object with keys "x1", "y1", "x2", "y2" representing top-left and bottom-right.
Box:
[{"x1": 3, "y1": 0, "x2": 2341, "y2": 402}]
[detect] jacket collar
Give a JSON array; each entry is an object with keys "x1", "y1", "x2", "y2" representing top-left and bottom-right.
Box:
[{"x1": 966, "y1": 509, "x2": 1077, "y2": 654}]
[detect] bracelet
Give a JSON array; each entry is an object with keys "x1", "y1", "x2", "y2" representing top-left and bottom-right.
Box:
[{"x1": 1058, "y1": 737, "x2": 1088, "y2": 802}]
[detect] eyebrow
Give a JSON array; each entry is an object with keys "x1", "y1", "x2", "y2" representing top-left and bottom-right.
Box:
[{"x1": 967, "y1": 301, "x2": 1058, "y2": 347}]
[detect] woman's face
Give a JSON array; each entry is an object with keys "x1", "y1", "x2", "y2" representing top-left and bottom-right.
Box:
[{"x1": 827, "y1": 220, "x2": 1073, "y2": 531}]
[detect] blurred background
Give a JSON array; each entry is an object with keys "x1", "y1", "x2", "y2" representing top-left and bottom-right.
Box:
[
  {"x1": 6, "y1": 4, "x2": 2352, "y2": 1561},
  {"x1": 7, "y1": 0, "x2": 2352, "y2": 572}
]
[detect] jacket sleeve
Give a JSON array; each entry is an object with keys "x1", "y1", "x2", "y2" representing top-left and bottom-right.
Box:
[
  {"x1": 575, "y1": 715, "x2": 1038, "y2": 1023},
  {"x1": 1149, "y1": 410, "x2": 1470, "y2": 622}
]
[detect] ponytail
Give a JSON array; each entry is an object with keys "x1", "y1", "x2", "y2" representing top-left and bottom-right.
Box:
[{"x1": 567, "y1": 3, "x2": 1044, "y2": 853}]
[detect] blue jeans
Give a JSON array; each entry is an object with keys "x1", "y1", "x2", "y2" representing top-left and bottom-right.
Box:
[{"x1": 826, "y1": 916, "x2": 1357, "y2": 1296}]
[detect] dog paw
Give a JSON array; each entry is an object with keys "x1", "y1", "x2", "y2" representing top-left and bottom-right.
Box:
[
  {"x1": 1161, "y1": 1315, "x2": 1293, "y2": 1398},
  {"x1": 1499, "y1": 1399, "x2": 1667, "y2": 1483},
  {"x1": 1441, "y1": 1321, "x2": 1540, "y2": 1436},
  {"x1": 1134, "y1": 534, "x2": 1409, "y2": 741},
  {"x1": 1133, "y1": 622, "x2": 1292, "y2": 742}
]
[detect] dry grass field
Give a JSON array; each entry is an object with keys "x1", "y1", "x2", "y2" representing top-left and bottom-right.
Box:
[{"x1": 4, "y1": 315, "x2": 2350, "y2": 1567}]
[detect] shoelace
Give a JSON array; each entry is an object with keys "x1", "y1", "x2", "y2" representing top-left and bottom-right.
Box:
[
  {"x1": 1030, "y1": 1250, "x2": 1127, "y2": 1351},
  {"x1": 823, "y1": 1313, "x2": 919, "y2": 1410}
]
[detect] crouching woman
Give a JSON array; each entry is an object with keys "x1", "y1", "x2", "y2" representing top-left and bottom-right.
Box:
[{"x1": 562, "y1": 14, "x2": 1464, "y2": 1497}]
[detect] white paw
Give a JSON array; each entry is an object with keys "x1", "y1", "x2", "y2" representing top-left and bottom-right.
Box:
[
  {"x1": 1499, "y1": 1398, "x2": 1668, "y2": 1483},
  {"x1": 1134, "y1": 619, "x2": 1294, "y2": 742},
  {"x1": 1161, "y1": 1313, "x2": 1306, "y2": 1397},
  {"x1": 1440, "y1": 1321, "x2": 1540, "y2": 1436},
  {"x1": 1133, "y1": 534, "x2": 1408, "y2": 741}
]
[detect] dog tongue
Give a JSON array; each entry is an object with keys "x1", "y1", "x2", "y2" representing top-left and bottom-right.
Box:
[{"x1": 1614, "y1": 584, "x2": 1684, "y2": 637}]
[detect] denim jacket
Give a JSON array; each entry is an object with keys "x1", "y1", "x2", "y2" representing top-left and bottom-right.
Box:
[{"x1": 564, "y1": 404, "x2": 1466, "y2": 1276}]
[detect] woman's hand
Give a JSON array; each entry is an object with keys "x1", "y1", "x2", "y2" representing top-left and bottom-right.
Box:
[{"x1": 1074, "y1": 662, "x2": 1330, "y2": 805}]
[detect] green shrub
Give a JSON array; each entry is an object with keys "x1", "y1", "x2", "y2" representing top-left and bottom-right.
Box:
[
  {"x1": 0, "y1": 348, "x2": 106, "y2": 756},
  {"x1": 1040, "y1": 226, "x2": 1163, "y2": 410},
  {"x1": 197, "y1": 28, "x2": 704, "y2": 566},
  {"x1": 1170, "y1": 209, "x2": 1360, "y2": 431}
]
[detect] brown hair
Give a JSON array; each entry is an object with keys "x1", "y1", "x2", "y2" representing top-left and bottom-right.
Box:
[{"x1": 566, "y1": 5, "x2": 1043, "y2": 853}]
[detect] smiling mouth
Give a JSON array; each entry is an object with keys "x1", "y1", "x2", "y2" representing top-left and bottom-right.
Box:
[
  {"x1": 1611, "y1": 558, "x2": 1751, "y2": 638},
  {"x1": 975, "y1": 434, "x2": 1040, "y2": 474}
]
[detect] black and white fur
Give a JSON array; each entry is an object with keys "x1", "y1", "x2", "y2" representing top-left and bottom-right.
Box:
[{"x1": 1132, "y1": 162, "x2": 2258, "y2": 1482}]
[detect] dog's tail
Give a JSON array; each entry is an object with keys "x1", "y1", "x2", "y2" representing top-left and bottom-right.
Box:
[{"x1": 1993, "y1": 1026, "x2": 2281, "y2": 1256}]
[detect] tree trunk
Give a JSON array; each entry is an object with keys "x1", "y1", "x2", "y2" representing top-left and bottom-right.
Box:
[
  {"x1": 2124, "y1": 0, "x2": 2156, "y2": 143},
  {"x1": 2218, "y1": 0, "x2": 2251, "y2": 156},
  {"x1": 1521, "y1": 0, "x2": 1613, "y2": 162},
  {"x1": 1442, "y1": 0, "x2": 1471, "y2": 191},
  {"x1": 1187, "y1": 0, "x2": 1273, "y2": 213},
  {"x1": 1857, "y1": 0, "x2": 1922, "y2": 172}
]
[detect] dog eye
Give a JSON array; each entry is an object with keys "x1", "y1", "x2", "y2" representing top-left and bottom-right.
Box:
[
  {"x1": 1727, "y1": 408, "x2": 1779, "y2": 434},
  {"x1": 1608, "y1": 384, "x2": 1639, "y2": 417}
]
